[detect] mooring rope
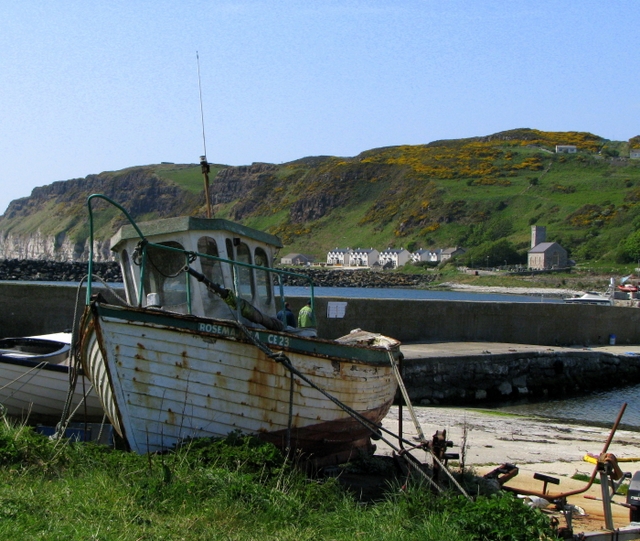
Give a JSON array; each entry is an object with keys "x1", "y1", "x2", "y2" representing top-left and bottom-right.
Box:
[
  {"x1": 387, "y1": 350, "x2": 427, "y2": 443},
  {"x1": 58, "y1": 273, "x2": 129, "y2": 439},
  {"x1": 0, "y1": 360, "x2": 49, "y2": 392},
  {"x1": 63, "y1": 383, "x2": 95, "y2": 423}
]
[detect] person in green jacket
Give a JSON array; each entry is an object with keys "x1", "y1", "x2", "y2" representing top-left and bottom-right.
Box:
[{"x1": 297, "y1": 300, "x2": 316, "y2": 328}]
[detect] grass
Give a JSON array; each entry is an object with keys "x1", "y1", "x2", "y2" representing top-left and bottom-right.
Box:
[
  {"x1": 570, "y1": 473, "x2": 630, "y2": 496},
  {"x1": 0, "y1": 419, "x2": 558, "y2": 541},
  {"x1": 157, "y1": 164, "x2": 227, "y2": 194}
]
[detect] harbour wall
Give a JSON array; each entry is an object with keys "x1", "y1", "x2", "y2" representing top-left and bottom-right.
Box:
[
  {"x1": 3, "y1": 283, "x2": 640, "y2": 405},
  {"x1": 290, "y1": 297, "x2": 640, "y2": 347},
  {"x1": 3, "y1": 282, "x2": 640, "y2": 346}
]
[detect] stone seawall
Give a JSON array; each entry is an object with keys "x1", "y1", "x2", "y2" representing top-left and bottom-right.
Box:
[{"x1": 401, "y1": 348, "x2": 640, "y2": 405}]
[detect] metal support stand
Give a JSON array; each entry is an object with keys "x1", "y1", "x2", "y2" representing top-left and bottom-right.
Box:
[{"x1": 600, "y1": 469, "x2": 615, "y2": 531}]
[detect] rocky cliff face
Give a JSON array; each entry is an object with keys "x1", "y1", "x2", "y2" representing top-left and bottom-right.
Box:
[
  {"x1": 0, "y1": 162, "x2": 295, "y2": 262},
  {"x1": 213, "y1": 162, "x2": 279, "y2": 206},
  {"x1": 0, "y1": 166, "x2": 202, "y2": 262},
  {"x1": 0, "y1": 230, "x2": 112, "y2": 262}
]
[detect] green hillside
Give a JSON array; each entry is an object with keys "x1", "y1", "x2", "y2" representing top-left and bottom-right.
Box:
[
  {"x1": 210, "y1": 129, "x2": 640, "y2": 266},
  {"x1": 2, "y1": 128, "x2": 640, "y2": 265}
]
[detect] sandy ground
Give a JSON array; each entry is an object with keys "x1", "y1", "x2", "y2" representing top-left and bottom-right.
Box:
[
  {"x1": 441, "y1": 282, "x2": 581, "y2": 297},
  {"x1": 378, "y1": 406, "x2": 640, "y2": 535}
]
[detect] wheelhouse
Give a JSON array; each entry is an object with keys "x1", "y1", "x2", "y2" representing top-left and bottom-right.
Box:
[{"x1": 110, "y1": 216, "x2": 284, "y2": 320}]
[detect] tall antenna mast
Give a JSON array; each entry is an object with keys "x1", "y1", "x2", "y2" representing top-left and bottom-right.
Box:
[{"x1": 197, "y1": 51, "x2": 212, "y2": 218}]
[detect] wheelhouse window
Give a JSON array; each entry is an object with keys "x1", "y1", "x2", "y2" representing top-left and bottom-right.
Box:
[
  {"x1": 235, "y1": 241, "x2": 254, "y2": 301},
  {"x1": 197, "y1": 236, "x2": 224, "y2": 287},
  {"x1": 143, "y1": 241, "x2": 188, "y2": 310},
  {"x1": 254, "y1": 247, "x2": 272, "y2": 304},
  {"x1": 120, "y1": 249, "x2": 137, "y2": 305}
]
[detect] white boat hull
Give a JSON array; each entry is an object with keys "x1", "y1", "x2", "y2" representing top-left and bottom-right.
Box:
[
  {"x1": 0, "y1": 336, "x2": 104, "y2": 421},
  {"x1": 81, "y1": 303, "x2": 399, "y2": 462}
]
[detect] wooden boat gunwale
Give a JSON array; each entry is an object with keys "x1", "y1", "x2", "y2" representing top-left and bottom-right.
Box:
[
  {"x1": 93, "y1": 302, "x2": 398, "y2": 366},
  {"x1": 0, "y1": 337, "x2": 70, "y2": 374}
]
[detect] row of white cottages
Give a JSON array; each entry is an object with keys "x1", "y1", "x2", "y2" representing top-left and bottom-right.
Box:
[
  {"x1": 281, "y1": 247, "x2": 465, "y2": 268},
  {"x1": 324, "y1": 246, "x2": 466, "y2": 268}
]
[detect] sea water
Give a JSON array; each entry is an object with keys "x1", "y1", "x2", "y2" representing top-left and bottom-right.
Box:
[
  {"x1": 282, "y1": 285, "x2": 564, "y2": 304},
  {"x1": 492, "y1": 386, "x2": 640, "y2": 430}
]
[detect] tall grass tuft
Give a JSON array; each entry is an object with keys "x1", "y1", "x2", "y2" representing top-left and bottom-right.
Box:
[{"x1": 0, "y1": 420, "x2": 557, "y2": 540}]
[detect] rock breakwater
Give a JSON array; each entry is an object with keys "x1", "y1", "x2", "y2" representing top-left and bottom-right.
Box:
[
  {"x1": 278, "y1": 267, "x2": 437, "y2": 288},
  {"x1": 0, "y1": 260, "x2": 437, "y2": 289},
  {"x1": 0, "y1": 259, "x2": 121, "y2": 282},
  {"x1": 403, "y1": 349, "x2": 640, "y2": 406}
]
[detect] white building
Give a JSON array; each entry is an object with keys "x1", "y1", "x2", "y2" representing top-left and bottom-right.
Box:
[
  {"x1": 379, "y1": 247, "x2": 411, "y2": 268},
  {"x1": 427, "y1": 249, "x2": 443, "y2": 263},
  {"x1": 410, "y1": 248, "x2": 430, "y2": 263},
  {"x1": 630, "y1": 148, "x2": 640, "y2": 159},
  {"x1": 555, "y1": 145, "x2": 577, "y2": 154},
  {"x1": 410, "y1": 248, "x2": 442, "y2": 264},
  {"x1": 326, "y1": 248, "x2": 352, "y2": 266},
  {"x1": 348, "y1": 248, "x2": 379, "y2": 267}
]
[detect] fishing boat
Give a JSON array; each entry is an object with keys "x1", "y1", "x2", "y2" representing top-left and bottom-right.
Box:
[
  {"x1": 0, "y1": 332, "x2": 104, "y2": 421},
  {"x1": 564, "y1": 292, "x2": 613, "y2": 306},
  {"x1": 617, "y1": 284, "x2": 638, "y2": 293},
  {"x1": 77, "y1": 194, "x2": 400, "y2": 464},
  {"x1": 565, "y1": 278, "x2": 615, "y2": 305}
]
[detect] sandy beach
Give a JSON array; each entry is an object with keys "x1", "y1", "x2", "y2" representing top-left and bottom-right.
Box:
[
  {"x1": 441, "y1": 282, "x2": 581, "y2": 298},
  {"x1": 378, "y1": 406, "x2": 640, "y2": 534}
]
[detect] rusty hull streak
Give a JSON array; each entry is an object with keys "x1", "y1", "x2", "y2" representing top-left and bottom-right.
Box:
[
  {"x1": 247, "y1": 349, "x2": 289, "y2": 426},
  {"x1": 259, "y1": 400, "x2": 392, "y2": 465}
]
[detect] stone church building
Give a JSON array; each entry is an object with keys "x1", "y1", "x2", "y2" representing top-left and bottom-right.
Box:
[{"x1": 527, "y1": 226, "x2": 568, "y2": 270}]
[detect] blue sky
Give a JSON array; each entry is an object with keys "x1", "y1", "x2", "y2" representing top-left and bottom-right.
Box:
[{"x1": 1, "y1": 1, "x2": 639, "y2": 215}]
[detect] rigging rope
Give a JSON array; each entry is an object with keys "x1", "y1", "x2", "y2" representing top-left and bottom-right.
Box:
[
  {"x1": 225, "y1": 313, "x2": 468, "y2": 495},
  {"x1": 57, "y1": 273, "x2": 130, "y2": 439},
  {"x1": 386, "y1": 350, "x2": 471, "y2": 500}
]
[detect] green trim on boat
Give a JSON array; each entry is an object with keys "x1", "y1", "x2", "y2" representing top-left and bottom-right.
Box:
[{"x1": 95, "y1": 304, "x2": 395, "y2": 365}]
